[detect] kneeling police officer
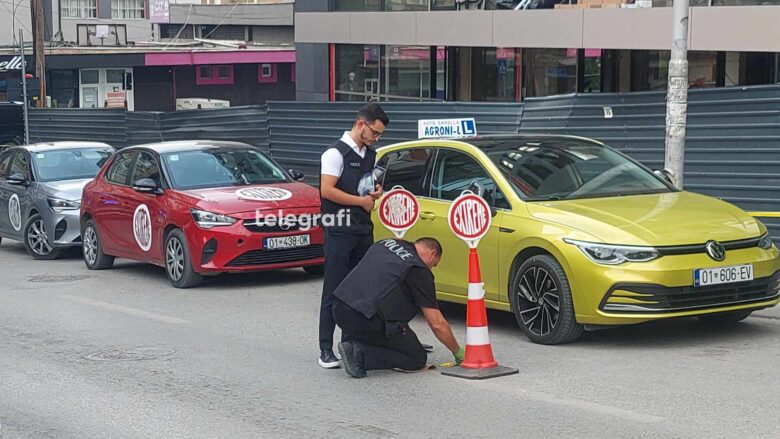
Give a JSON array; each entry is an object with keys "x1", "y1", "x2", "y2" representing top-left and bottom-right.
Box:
[{"x1": 333, "y1": 237, "x2": 464, "y2": 378}]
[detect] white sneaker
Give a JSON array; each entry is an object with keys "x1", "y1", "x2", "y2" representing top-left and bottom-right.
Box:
[{"x1": 319, "y1": 350, "x2": 341, "y2": 369}]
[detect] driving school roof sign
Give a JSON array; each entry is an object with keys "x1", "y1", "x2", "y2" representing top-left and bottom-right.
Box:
[{"x1": 418, "y1": 118, "x2": 477, "y2": 139}]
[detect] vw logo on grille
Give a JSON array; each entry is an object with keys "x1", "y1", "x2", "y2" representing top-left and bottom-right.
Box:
[{"x1": 705, "y1": 240, "x2": 726, "y2": 261}]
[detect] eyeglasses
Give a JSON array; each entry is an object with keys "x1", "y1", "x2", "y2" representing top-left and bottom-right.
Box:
[{"x1": 363, "y1": 123, "x2": 384, "y2": 140}]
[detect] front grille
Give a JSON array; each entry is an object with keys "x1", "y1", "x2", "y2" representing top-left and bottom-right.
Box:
[
  {"x1": 601, "y1": 271, "x2": 780, "y2": 313},
  {"x1": 226, "y1": 244, "x2": 324, "y2": 267},
  {"x1": 656, "y1": 236, "x2": 763, "y2": 256},
  {"x1": 243, "y1": 219, "x2": 302, "y2": 234}
]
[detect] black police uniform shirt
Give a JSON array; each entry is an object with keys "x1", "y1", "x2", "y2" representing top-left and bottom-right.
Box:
[
  {"x1": 334, "y1": 239, "x2": 437, "y2": 324},
  {"x1": 319, "y1": 131, "x2": 376, "y2": 235}
]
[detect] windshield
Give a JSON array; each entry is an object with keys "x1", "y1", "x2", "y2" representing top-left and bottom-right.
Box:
[
  {"x1": 477, "y1": 139, "x2": 673, "y2": 201},
  {"x1": 162, "y1": 148, "x2": 289, "y2": 190},
  {"x1": 33, "y1": 147, "x2": 113, "y2": 182}
]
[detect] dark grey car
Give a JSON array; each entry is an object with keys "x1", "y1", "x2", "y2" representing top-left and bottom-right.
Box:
[{"x1": 0, "y1": 142, "x2": 114, "y2": 259}]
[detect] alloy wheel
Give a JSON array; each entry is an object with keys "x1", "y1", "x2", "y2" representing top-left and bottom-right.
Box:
[
  {"x1": 27, "y1": 219, "x2": 52, "y2": 256},
  {"x1": 83, "y1": 226, "x2": 98, "y2": 266},
  {"x1": 166, "y1": 237, "x2": 185, "y2": 282},
  {"x1": 516, "y1": 266, "x2": 561, "y2": 337}
]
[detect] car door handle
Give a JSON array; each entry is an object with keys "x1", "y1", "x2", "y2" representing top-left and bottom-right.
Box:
[{"x1": 420, "y1": 212, "x2": 436, "y2": 221}]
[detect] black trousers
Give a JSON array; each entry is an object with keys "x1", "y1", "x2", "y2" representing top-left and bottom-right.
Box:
[
  {"x1": 318, "y1": 229, "x2": 373, "y2": 351},
  {"x1": 333, "y1": 299, "x2": 427, "y2": 371}
]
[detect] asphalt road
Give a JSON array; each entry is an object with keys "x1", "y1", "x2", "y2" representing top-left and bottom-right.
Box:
[{"x1": 1, "y1": 239, "x2": 779, "y2": 438}]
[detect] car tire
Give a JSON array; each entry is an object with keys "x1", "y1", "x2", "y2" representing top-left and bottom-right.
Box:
[
  {"x1": 303, "y1": 265, "x2": 324, "y2": 275},
  {"x1": 82, "y1": 219, "x2": 114, "y2": 270},
  {"x1": 165, "y1": 229, "x2": 202, "y2": 289},
  {"x1": 23, "y1": 214, "x2": 63, "y2": 260},
  {"x1": 509, "y1": 254, "x2": 583, "y2": 345},
  {"x1": 698, "y1": 309, "x2": 753, "y2": 325}
]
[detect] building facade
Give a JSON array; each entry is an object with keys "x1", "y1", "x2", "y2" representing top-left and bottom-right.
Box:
[
  {"x1": 294, "y1": 1, "x2": 780, "y2": 102},
  {"x1": 0, "y1": 0, "x2": 295, "y2": 110}
]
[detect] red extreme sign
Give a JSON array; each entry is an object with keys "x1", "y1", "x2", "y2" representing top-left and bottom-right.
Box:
[
  {"x1": 448, "y1": 193, "x2": 491, "y2": 245},
  {"x1": 378, "y1": 187, "x2": 419, "y2": 237}
]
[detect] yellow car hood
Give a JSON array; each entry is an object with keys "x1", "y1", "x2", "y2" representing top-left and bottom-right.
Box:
[{"x1": 526, "y1": 191, "x2": 763, "y2": 246}]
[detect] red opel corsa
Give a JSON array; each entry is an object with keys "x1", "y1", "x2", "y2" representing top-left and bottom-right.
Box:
[{"x1": 80, "y1": 141, "x2": 324, "y2": 288}]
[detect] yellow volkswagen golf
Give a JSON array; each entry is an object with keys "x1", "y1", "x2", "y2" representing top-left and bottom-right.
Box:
[{"x1": 373, "y1": 135, "x2": 780, "y2": 344}]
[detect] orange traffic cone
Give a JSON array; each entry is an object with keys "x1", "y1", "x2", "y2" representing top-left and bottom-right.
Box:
[
  {"x1": 442, "y1": 248, "x2": 518, "y2": 380},
  {"x1": 461, "y1": 248, "x2": 498, "y2": 369}
]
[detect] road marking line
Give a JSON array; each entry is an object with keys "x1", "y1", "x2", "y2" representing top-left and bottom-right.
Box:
[
  {"x1": 470, "y1": 380, "x2": 666, "y2": 424},
  {"x1": 58, "y1": 294, "x2": 190, "y2": 324}
]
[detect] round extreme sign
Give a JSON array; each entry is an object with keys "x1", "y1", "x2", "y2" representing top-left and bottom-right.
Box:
[
  {"x1": 133, "y1": 204, "x2": 153, "y2": 252},
  {"x1": 448, "y1": 192, "x2": 491, "y2": 247},
  {"x1": 8, "y1": 194, "x2": 22, "y2": 232},
  {"x1": 378, "y1": 187, "x2": 419, "y2": 238}
]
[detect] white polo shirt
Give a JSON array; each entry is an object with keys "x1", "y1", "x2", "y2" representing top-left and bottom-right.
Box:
[{"x1": 320, "y1": 131, "x2": 367, "y2": 177}]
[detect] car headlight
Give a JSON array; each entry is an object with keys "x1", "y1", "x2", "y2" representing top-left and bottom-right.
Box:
[
  {"x1": 564, "y1": 238, "x2": 660, "y2": 265},
  {"x1": 758, "y1": 234, "x2": 775, "y2": 250},
  {"x1": 191, "y1": 209, "x2": 237, "y2": 229},
  {"x1": 47, "y1": 197, "x2": 81, "y2": 212}
]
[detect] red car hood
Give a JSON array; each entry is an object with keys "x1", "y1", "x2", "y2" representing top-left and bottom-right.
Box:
[{"x1": 175, "y1": 182, "x2": 320, "y2": 214}]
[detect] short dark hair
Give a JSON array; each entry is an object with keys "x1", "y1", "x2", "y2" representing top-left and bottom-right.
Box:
[
  {"x1": 356, "y1": 103, "x2": 390, "y2": 126},
  {"x1": 415, "y1": 237, "x2": 442, "y2": 257}
]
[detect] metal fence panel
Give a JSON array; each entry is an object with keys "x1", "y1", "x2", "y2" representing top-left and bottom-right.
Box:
[
  {"x1": 267, "y1": 101, "x2": 523, "y2": 184},
  {"x1": 155, "y1": 106, "x2": 270, "y2": 152},
  {"x1": 28, "y1": 109, "x2": 128, "y2": 148}
]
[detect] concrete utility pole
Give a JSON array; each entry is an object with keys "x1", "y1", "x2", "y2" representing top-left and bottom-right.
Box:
[
  {"x1": 19, "y1": 30, "x2": 30, "y2": 145},
  {"x1": 664, "y1": 0, "x2": 689, "y2": 190},
  {"x1": 31, "y1": 0, "x2": 47, "y2": 107}
]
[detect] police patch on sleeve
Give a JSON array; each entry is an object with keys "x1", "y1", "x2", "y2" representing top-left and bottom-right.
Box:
[
  {"x1": 235, "y1": 187, "x2": 292, "y2": 201},
  {"x1": 133, "y1": 204, "x2": 153, "y2": 252}
]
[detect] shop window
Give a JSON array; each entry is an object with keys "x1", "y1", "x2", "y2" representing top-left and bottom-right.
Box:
[
  {"x1": 61, "y1": 0, "x2": 97, "y2": 18},
  {"x1": 200, "y1": 25, "x2": 246, "y2": 41},
  {"x1": 160, "y1": 24, "x2": 193, "y2": 40},
  {"x1": 291, "y1": 64, "x2": 296, "y2": 83},
  {"x1": 217, "y1": 65, "x2": 231, "y2": 80},
  {"x1": 333, "y1": 0, "x2": 381, "y2": 11},
  {"x1": 334, "y1": 44, "x2": 442, "y2": 101},
  {"x1": 630, "y1": 50, "x2": 669, "y2": 91},
  {"x1": 630, "y1": 50, "x2": 719, "y2": 91},
  {"x1": 81, "y1": 69, "x2": 100, "y2": 84},
  {"x1": 111, "y1": 0, "x2": 145, "y2": 19},
  {"x1": 472, "y1": 47, "x2": 517, "y2": 102},
  {"x1": 522, "y1": 48, "x2": 577, "y2": 98},
  {"x1": 334, "y1": 44, "x2": 379, "y2": 101},
  {"x1": 196, "y1": 65, "x2": 233, "y2": 85},
  {"x1": 198, "y1": 66, "x2": 212, "y2": 80},
  {"x1": 258, "y1": 64, "x2": 277, "y2": 83}
]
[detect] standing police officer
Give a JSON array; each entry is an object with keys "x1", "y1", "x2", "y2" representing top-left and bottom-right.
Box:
[
  {"x1": 333, "y1": 237, "x2": 464, "y2": 378},
  {"x1": 317, "y1": 103, "x2": 389, "y2": 368}
]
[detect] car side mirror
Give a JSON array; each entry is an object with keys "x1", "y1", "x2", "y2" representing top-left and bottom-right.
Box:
[
  {"x1": 653, "y1": 168, "x2": 676, "y2": 186},
  {"x1": 288, "y1": 169, "x2": 305, "y2": 182},
  {"x1": 7, "y1": 172, "x2": 28, "y2": 186},
  {"x1": 132, "y1": 178, "x2": 162, "y2": 194},
  {"x1": 468, "y1": 180, "x2": 486, "y2": 198}
]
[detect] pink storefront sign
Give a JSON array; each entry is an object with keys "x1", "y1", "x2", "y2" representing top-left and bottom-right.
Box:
[
  {"x1": 145, "y1": 50, "x2": 295, "y2": 66},
  {"x1": 566, "y1": 48, "x2": 603, "y2": 58}
]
